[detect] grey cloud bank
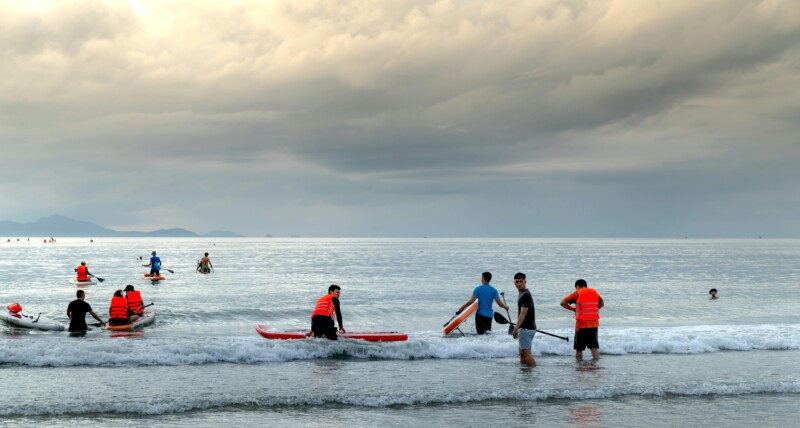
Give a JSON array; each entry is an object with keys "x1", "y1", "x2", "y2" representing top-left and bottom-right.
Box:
[{"x1": 1, "y1": 0, "x2": 799, "y2": 237}]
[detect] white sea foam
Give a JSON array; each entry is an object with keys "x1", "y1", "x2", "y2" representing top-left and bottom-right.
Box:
[
  {"x1": 1, "y1": 380, "x2": 798, "y2": 416},
  {"x1": 2, "y1": 324, "x2": 799, "y2": 367}
]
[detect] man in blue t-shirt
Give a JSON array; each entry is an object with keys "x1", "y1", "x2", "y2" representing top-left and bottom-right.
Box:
[
  {"x1": 144, "y1": 251, "x2": 162, "y2": 277},
  {"x1": 457, "y1": 272, "x2": 509, "y2": 334}
]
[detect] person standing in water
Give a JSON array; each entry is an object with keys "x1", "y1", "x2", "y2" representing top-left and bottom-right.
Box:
[
  {"x1": 511, "y1": 272, "x2": 537, "y2": 367},
  {"x1": 709, "y1": 288, "x2": 718, "y2": 299},
  {"x1": 67, "y1": 290, "x2": 105, "y2": 332},
  {"x1": 456, "y1": 272, "x2": 509, "y2": 335},
  {"x1": 560, "y1": 279, "x2": 604, "y2": 361}
]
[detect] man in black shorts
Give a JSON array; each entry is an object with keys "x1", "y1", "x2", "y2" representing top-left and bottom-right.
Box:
[
  {"x1": 67, "y1": 290, "x2": 106, "y2": 332},
  {"x1": 560, "y1": 279, "x2": 604, "y2": 360}
]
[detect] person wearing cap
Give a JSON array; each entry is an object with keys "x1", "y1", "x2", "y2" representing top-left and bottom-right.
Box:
[
  {"x1": 74, "y1": 261, "x2": 93, "y2": 282},
  {"x1": 124, "y1": 285, "x2": 145, "y2": 316},
  {"x1": 143, "y1": 251, "x2": 162, "y2": 277}
]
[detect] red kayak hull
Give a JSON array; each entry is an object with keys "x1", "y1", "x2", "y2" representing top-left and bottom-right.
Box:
[{"x1": 255, "y1": 324, "x2": 407, "y2": 342}]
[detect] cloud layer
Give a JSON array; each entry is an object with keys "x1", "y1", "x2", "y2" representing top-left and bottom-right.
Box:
[{"x1": 1, "y1": 0, "x2": 799, "y2": 236}]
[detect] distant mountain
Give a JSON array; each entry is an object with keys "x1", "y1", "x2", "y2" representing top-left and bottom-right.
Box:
[{"x1": 0, "y1": 215, "x2": 242, "y2": 237}]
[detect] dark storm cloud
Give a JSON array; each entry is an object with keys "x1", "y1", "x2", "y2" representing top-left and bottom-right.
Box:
[{"x1": 1, "y1": 0, "x2": 799, "y2": 236}]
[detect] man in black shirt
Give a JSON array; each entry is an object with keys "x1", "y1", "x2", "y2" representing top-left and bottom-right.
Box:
[
  {"x1": 67, "y1": 290, "x2": 105, "y2": 332},
  {"x1": 511, "y1": 272, "x2": 536, "y2": 367}
]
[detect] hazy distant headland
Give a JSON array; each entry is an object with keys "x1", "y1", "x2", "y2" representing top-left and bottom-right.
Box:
[{"x1": 0, "y1": 215, "x2": 241, "y2": 238}]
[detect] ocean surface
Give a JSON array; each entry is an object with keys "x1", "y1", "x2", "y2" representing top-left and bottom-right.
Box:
[{"x1": 1, "y1": 237, "x2": 799, "y2": 427}]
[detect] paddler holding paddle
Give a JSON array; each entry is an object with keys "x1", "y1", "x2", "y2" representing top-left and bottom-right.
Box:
[
  {"x1": 511, "y1": 272, "x2": 537, "y2": 367},
  {"x1": 456, "y1": 272, "x2": 509, "y2": 335},
  {"x1": 144, "y1": 251, "x2": 161, "y2": 277}
]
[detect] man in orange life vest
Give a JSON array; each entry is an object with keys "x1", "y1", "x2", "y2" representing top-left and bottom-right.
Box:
[
  {"x1": 310, "y1": 284, "x2": 345, "y2": 340},
  {"x1": 109, "y1": 289, "x2": 140, "y2": 326},
  {"x1": 74, "y1": 261, "x2": 93, "y2": 282},
  {"x1": 560, "y1": 279, "x2": 604, "y2": 361},
  {"x1": 124, "y1": 285, "x2": 145, "y2": 317}
]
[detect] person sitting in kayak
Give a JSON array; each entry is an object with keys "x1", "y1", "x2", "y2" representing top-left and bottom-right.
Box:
[
  {"x1": 108, "y1": 289, "x2": 139, "y2": 326},
  {"x1": 124, "y1": 285, "x2": 145, "y2": 316},
  {"x1": 7, "y1": 303, "x2": 23, "y2": 318},
  {"x1": 67, "y1": 290, "x2": 105, "y2": 332},
  {"x1": 74, "y1": 261, "x2": 93, "y2": 282},
  {"x1": 197, "y1": 252, "x2": 213, "y2": 273},
  {"x1": 310, "y1": 285, "x2": 345, "y2": 340},
  {"x1": 143, "y1": 251, "x2": 161, "y2": 277}
]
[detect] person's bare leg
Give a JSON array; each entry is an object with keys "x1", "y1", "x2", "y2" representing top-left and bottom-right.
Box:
[
  {"x1": 590, "y1": 348, "x2": 600, "y2": 360},
  {"x1": 520, "y1": 349, "x2": 536, "y2": 367}
]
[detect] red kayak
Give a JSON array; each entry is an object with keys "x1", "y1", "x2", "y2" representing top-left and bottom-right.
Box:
[{"x1": 256, "y1": 324, "x2": 408, "y2": 342}]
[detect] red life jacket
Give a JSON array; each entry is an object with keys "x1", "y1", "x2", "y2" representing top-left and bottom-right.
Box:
[
  {"x1": 575, "y1": 288, "x2": 600, "y2": 321},
  {"x1": 310, "y1": 294, "x2": 335, "y2": 319},
  {"x1": 109, "y1": 296, "x2": 129, "y2": 320},
  {"x1": 76, "y1": 265, "x2": 88, "y2": 281},
  {"x1": 126, "y1": 291, "x2": 144, "y2": 315}
]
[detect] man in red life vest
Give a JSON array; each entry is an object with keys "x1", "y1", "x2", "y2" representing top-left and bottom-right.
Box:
[
  {"x1": 109, "y1": 289, "x2": 139, "y2": 326},
  {"x1": 310, "y1": 284, "x2": 345, "y2": 340},
  {"x1": 560, "y1": 279, "x2": 604, "y2": 361},
  {"x1": 74, "y1": 261, "x2": 93, "y2": 282},
  {"x1": 124, "y1": 285, "x2": 145, "y2": 316}
]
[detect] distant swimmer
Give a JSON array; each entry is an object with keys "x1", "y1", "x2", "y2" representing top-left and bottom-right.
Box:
[
  {"x1": 143, "y1": 251, "x2": 161, "y2": 277},
  {"x1": 197, "y1": 252, "x2": 213, "y2": 273},
  {"x1": 456, "y1": 272, "x2": 508, "y2": 335},
  {"x1": 560, "y1": 279, "x2": 604, "y2": 361},
  {"x1": 709, "y1": 288, "x2": 718, "y2": 300},
  {"x1": 310, "y1": 285, "x2": 345, "y2": 340},
  {"x1": 67, "y1": 290, "x2": 105, "y2": 332},
  {"x1": 74, "y1": 261, "x2": 93, "y2": 283}
]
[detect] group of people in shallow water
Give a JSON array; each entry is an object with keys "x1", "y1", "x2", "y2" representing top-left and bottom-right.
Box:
[
  {"x1": 66, "y1": 250, "x2": 213, "y2": 332},
  {"x1": 65, "y1": 285, "x2": 145, "y2": 332},
  {"x1": 306, "y1": 271, "x2": 605, "y2": 368}
]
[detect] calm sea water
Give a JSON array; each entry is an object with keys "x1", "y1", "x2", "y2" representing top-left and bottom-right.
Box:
[{"x1": 1, "y1": 238, "x2": 799, "y2": 427}]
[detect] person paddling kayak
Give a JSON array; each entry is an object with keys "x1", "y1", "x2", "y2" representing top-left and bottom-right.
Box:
[{"x1": 310, "y1": 285, "x2": 345, "y2": 340}]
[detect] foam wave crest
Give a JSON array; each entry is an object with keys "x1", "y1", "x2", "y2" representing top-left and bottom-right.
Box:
[{"x1": 2, "y1": 324, "x2": 799, "y2": 367}]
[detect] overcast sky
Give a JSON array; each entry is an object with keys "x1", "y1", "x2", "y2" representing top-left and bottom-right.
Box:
[{"x1": 2, "y1": 0, "x2": 799, "y2": 237}]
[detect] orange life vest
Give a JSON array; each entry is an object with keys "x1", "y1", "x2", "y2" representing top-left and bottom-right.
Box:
[
  {"x1": 109, "y1": 296, "x2": 129, "y2": 320},
  {"x1": 126, "y1": 291, "x2": 144, "y2": 315},
  {"x1": 311, "y1": 294, "x2": 335, "y2": 319},
  {"x1": 76, "y1": 265, "x2": 88, "y2": 281},
  {"x1": 575, "y1": 288, "x2": 600, "y2": 321}
]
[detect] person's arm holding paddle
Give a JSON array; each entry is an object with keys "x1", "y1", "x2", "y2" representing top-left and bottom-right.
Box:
[
  {"x1": 494, "y1": 296, "x2": 509, "y2": 312},
  {"x1": 512, "y1": 306, "x2": 529, "y2": 339}
]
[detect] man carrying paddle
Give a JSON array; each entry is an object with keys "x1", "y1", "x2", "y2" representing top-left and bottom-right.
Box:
[
  {"x1": 560, "y1": 279, "x2": 604, "y2": 361},
  {"x1": 457, "y1": 272, "x2": 509, "y2": 335},
  {"x1": 511, "y1": 272, "x2": 536, "y2": 367}
]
